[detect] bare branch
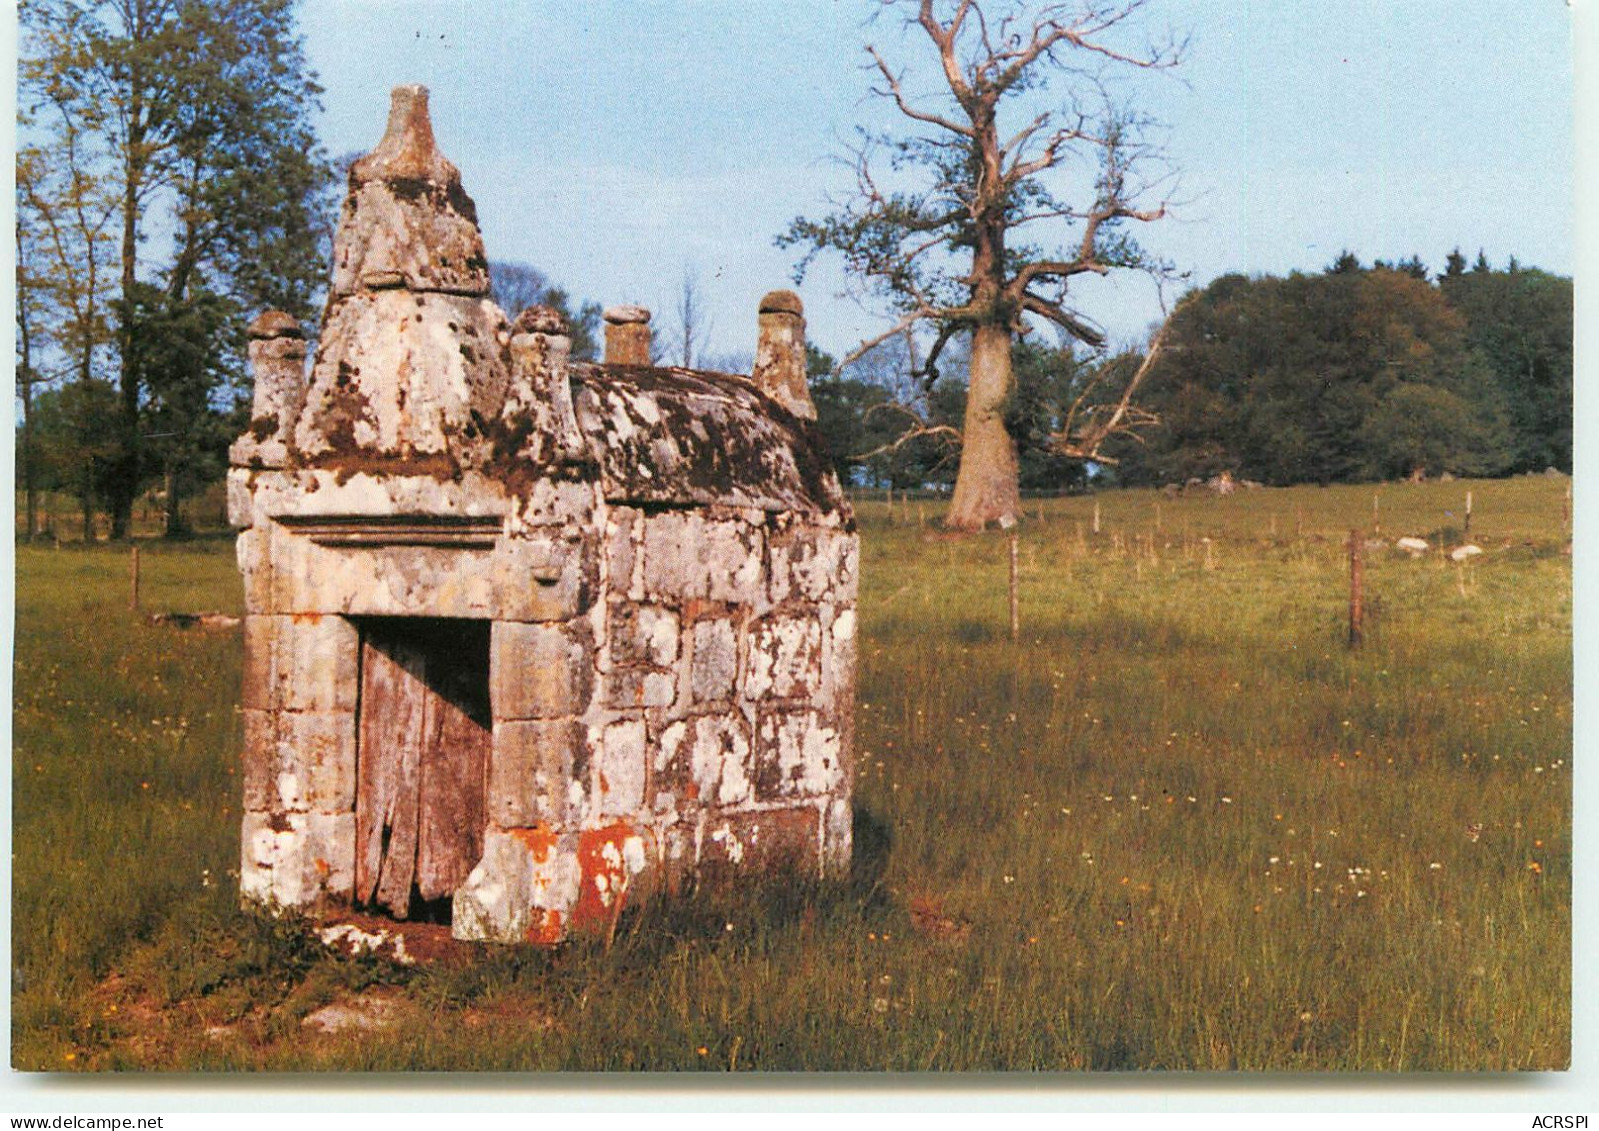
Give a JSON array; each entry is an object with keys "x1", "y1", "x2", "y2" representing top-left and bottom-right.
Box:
[
  {"x1": 919, "y1": 0, "x2": 979, "y2": 108},
  {"x1": 1049, "y1": 317, "x2": 1172, "y2": 461},
  {"x1": 1020, "y1": 291, "x2": 1106, "y2": 348},
  {"x1": 836, "y1": 309, "x2": 940, "y2": 373},
  {"x1": 867, "y1": 45, "x2": 974, "y2": 137},
  {"x1": 851, "y1": 399, "x2": 962, "y2": 463}
]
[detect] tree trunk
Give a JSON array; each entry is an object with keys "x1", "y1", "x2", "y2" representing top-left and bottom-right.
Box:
[
  {"x1": 112, "y1": 111, "x2": 143, "y2": 542},
  {"x1": 17, "y1": 214, "x2": 37, "y2": 541},
  {"x1": 946, "y1": 320, "x2": 1022, "y2": 530},
  {"x1": 163, "y1": 464, "x2": 185, "y2": 537}
]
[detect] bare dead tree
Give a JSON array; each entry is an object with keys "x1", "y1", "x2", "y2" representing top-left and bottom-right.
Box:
[
  {"x1": 674, "y1": 267, "x2": 713, "y2": 370},
  {"x1": 782, "y1": 0, "x2": 1184, "y2": 529}
]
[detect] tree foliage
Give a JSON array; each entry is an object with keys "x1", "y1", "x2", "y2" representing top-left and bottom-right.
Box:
[
  {"x1": 18, "y1": 0, "x2": 333, "y2": 537},
  {"x1": 1104, "y1": 257, "x2": 1565, "y2": 486}
]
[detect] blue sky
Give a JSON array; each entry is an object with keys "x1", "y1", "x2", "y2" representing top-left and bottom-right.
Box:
[{"x1": 300, "y1": 1, "x2": 1576, "y2": 364}]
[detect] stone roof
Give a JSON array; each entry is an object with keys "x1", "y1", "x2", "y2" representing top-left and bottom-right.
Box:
[{"x1": 571, "y1": 364, "x2": 845, "y2": 515}]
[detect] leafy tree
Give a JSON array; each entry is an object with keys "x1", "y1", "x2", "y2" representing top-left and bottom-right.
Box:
[
  {"x1": 811, "y1": 344, "x2": 895, "y2": 487},
  {"x1": 15, "y1": 124, "x2": 119, "y2": 537},
  {"x1": 1439, "y1": 263, "x2": 1572, "y2": 472},
  {"x1": 125, "y1": 282, "x2": 240, "y2": 534},
  {"x1": 19, "y1": 0, "x2": 332, "y2": 537},
  {"x1": 782, "y1": 0, "x2": 1181, "y2": 529},
  {"x1": 1326, "y1": 250, "x2": 1362, "y2": 275},
  {"x1": 1115, "y1": 264, "x2": 1516, "y2": 485},
  {"x1": 25, "y1": 378, "x2": 125, "y2": 538}
]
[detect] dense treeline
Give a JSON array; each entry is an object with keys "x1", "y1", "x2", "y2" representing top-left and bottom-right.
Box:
[
  {"x1": 806, "y1": 250, "x2": 1571, "y2": 493},
  {"x1": 1101, "y1": 252, "x2": 1571, "y2": 486}
]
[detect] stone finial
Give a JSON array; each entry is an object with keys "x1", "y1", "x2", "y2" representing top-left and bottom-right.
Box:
[
  {"x1": 248, "y1": 310, "x2": 305, "y2": 341},
  {"x1": 358, "y1": 84, "x2": 448, "y2": 184},
  {"x1": 232, "y1": 310, "x2": 306, "y2": 468},
  {"x1": 752, "y1": 289, "x2": 815, "y2": 420},
  {"x1": 328, "y1": 84, "x2": 490, "y2": 298},
  {"x1": 514, "y1": 305, "x2": 570, "y2": 337},
  {"x1": 604, "y1": 305, "x2": 653, "y2": 366},
  {"x1": 506, "y1": 305, "x2": 584, "y2": 463}
]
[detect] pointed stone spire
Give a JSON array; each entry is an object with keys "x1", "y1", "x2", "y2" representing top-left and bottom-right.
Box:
[
  {"x1": 293, "y1": 85, "x2": 510, "y2": 466},
  {"x1": 329, "y1": 84, "x2": 490, "y2": 298}
]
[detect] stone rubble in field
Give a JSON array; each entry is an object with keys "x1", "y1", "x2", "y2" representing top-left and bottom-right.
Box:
[{"x1": 230, "y1": 84, "x2": 856, "y2": 945}]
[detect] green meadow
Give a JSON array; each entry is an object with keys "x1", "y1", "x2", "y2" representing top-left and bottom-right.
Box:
[{"x1": 10, "y1": 478, "x2": 1571, "y2": 1071}]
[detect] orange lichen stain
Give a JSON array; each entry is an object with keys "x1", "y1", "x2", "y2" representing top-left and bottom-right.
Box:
[
  {"x1": 314, "y1": 857, "x2": 331, "y2": 877},
  {"x1": 525, "y1": 909, "x2": 564, "y2": 945},
  {"x1": 509, "y1": 821, "x2": 558, "y2": 863},
  {"x1": 572, "y1": 823, "x2": 643, "y2": 932}
]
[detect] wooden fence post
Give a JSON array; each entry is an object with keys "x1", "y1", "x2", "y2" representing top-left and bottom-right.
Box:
[
  {"x1": 130, "y1": 545, "x2": 141, "y2": 612},
  {"x1": 1009, "y1": 534, "x2": 1020, "y2": 643},
  {"x1": 1347, "y1": 529, "x2": 1363, "y2": 649}
]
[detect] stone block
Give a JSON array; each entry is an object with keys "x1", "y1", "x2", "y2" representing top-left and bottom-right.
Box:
[
  {"x1": 452, "y1": 825, "x2": 582, "y2": 944},
  {"x1": 236, "y1": 528, "x2": 273, "y2": 611},
  {"x1": 239, "y1": 810, "x2": 356, "y2": 908},
  {"x1": 276, "y1": 710, "x2": 357, "y2": 811},
  {"x1": 241, "y1": 708, "x2": 278, "y2": 810},
  {"x1": 571, "y1": 823, "x2": 653, "y2": 933},
  {"x1": 655, "y1": 714, "x2": 752, "y2": 811},
  {"x1": 605, "y1": 507, "x2": 642, "y2": 599},
  {"x1": 822, "y1": 796, "x2": 853, "y2": 878},
  {"x1": 275, "y1": 615, "x2": 360, "y2": 712},
  {"x1": 821, "y1": 606, "x2": 858, "y2": 703},
  {"x1": 511, "y1": 478, "x2": 599, "y2": 528},
  {"x1": 768, "y1": 524, "x2": 858, "y2": 607},
  {"x1": 227, "y1": 469, "x2": 259, "y2": 529},
  {"x1": 608, "y1": 601, "x2": 679, "y2": 669},
  {"x1": 496, "y1": 535, "x2": 593, "y2": 622},
  {"x1": 690, "y1": 617, "x2": 739, "y2": 703},
  {"x1": 699, "y1": 806, "x2": 821, "y2": 884},
  {"x1": 241, "y1": 616, "x2": 277, "y2": 712},
  {"x1": 272, "y1": 535, "x2": 500, "y2": 619},
  {"x1": 745, "y1": 615, "x2": 822, "y2": 701},
  {"x1": 641, "y1": 511, "x2": 763, "y2": 605},
  {"x1": 491, "y1": 621, "x2": 591, "y2": 720},
  {"x1": 604, "y1": 667, "x2": 677, "y2": 710},
  {"x1": 489, "y1": 719, "x2": 582, "y2": 828},
  {"x1": 596, "y1": 719, "x2": 648, "y2": 816},
  {"x1": 755, "y1": 711, "x2": 844, "y2": 799}
]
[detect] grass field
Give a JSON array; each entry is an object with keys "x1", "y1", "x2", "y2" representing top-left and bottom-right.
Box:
[{"x1": 10, "y1": 477, "x2": 1572, "y2": 1071}]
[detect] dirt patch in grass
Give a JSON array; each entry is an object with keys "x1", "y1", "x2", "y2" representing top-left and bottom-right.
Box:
[{"x1": 315, "y1": 909, "x2": 485, "y2": 967}]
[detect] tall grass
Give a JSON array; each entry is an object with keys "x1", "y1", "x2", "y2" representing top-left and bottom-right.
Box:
[{"x1": 11, "y1": 479, "x2": 1571, "y2": 1070}]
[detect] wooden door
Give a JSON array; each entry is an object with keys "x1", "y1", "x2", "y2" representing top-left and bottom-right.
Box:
[{"x1": 354, "y1": 618, "x2": 490, "y2": 920}]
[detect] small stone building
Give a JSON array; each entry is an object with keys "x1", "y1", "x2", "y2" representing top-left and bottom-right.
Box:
[{"x1": 228, "y1": 86, "x2": 856, "y2": 944}]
